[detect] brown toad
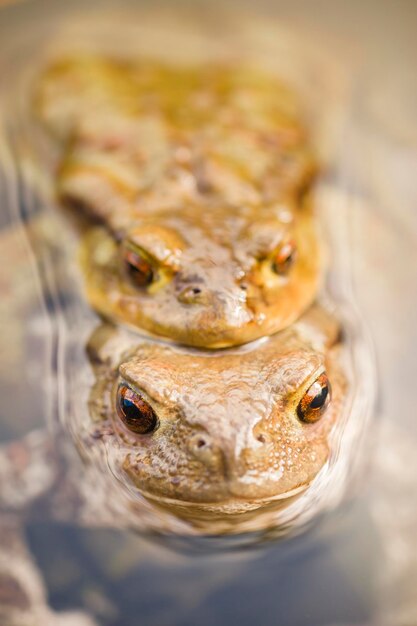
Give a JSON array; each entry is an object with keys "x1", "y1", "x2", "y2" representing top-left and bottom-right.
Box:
[
  {"x1": 35, "y1": 56, "x2": 321, "y2": 347},
  {"x1": 86, "y1": 303, "x2": 345, "y2": 531}
]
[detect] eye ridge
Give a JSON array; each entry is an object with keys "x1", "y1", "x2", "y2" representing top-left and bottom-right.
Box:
[
  {"x1": 116, "y1": 384, "x2": 158, "y2": 435},
  {"x1": 297, "y1": 373, "x2": 331, "y2": 423}
]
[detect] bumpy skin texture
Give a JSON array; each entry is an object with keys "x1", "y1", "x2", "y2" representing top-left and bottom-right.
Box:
[
  {"x1": 87, "y1": 305, "x2": 346, "y2": 522},
  {"x1": 81, "y1": 203, "x2": 320, "y2": 347},
  {"x1": 35, "y1": 57, "x2": 320, "y2": 347},
  {"x1": 36, "y1": 57, "x2": 316, "y2": 212}
]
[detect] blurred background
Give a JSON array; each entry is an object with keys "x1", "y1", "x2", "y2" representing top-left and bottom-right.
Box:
[{"x1": 0, "y1": 1, "x2": 416, "y2": 625}]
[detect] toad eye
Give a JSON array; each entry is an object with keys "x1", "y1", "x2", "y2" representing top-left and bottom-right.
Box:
[
  {"x1": 116, "y1": 384, "x2": 158, "y2": 434},
  {"x1": 297, "y1": 373, "x2": 331, "y2": 423},
  {"x1": 122, "y1": 246, "x2": 155, "y2": 288},
  {"x1": 271, "y1": 239, "x2": 297, "y2": 275}
]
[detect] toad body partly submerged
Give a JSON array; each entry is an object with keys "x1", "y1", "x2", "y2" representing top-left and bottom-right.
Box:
[
  {"x1": 0, "y1": 301, "x2": 348, "y2": 622},
  {"x1": 35, "y1": 57, "x2": 321, "y2": 347},
  {"x1": 86, "y1": 304, "x2": 346, "y2": 532}
]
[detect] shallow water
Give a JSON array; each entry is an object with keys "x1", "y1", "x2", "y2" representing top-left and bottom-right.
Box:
[{"x1": 0, "y1": 1, "x2": 416, "y2": 625}]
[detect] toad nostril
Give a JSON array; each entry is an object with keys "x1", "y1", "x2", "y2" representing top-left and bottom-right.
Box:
[
  {"x1": 187, "y1": 433, "x2": 224, "y2": 472},
  {"x1": 178, "y1": 285, "x2": 206, "y2": 304},
  {"x1": 256, "y1": 433, "x2": 267, "y2": 444},
  {"x1": 189, "y1": 434, "x2": 211, "y2": 455}
]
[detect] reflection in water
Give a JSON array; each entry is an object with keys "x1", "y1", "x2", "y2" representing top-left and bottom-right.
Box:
[
  {"x1": 0, "y1": 1, "x2": 416, "y2": 625},
  {"x1": 27, "y1": 507, "x2": 376, "y2": 626},
  {"x1": 0, "y1": 170, "x2": 378, "y2": 626},
  {"x1": 24, "y1": 421, "x2": 416, "y2": 626},
  {"x1": 1, "y1": 196, "x2": 414, "y2": 623}
]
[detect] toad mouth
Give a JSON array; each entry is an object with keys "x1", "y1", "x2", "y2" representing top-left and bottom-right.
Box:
[{"x1": 136, "y1": 482, "x2": 310, "y2": 514}]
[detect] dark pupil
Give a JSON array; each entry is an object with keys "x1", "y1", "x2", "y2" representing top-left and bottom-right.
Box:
[
  {"x1": 118, "y1": 387, "x2": 157, "y2": 434},
  {"x1": 121, "y1": 397, "x2": 141, "y2": 421},
  {"x1": 297, "y1": 374, "x2": 331, "y2": 423},
  {"x1": 283, "y1": 251, "x2": 294, "y2": 266},
  {"x1": 272, "y1": 242, "x2": 296, "y2": 274},
  {"x1": 309, "y1": 384, "x2": 329, "y2": 409},
  {"x1": 124, "y1": 250, "x2": 154, "y2": 287}
]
